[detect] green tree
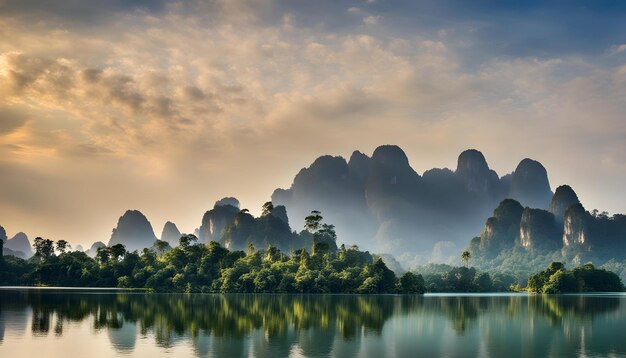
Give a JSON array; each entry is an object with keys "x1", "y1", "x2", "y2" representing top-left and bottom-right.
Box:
[
  {"x1": 95, "y1": 247, "x2": 110, "y2": 265},
  {"x1": 358, "y1": 258, "x2": 397, "y2": 293},
  {"x1": 526, "y1": 262, "x2": 623, "y2": 293},
  {"x1": 56, "y1": 240, "x2": 70, "y2": 254},
  {"x1": 33, "y1": 237, "x2": 55, "y2": 259},
  {"x1": 109, "y1": 244, "x2": 126, "y2": 261},
  {"x1": 398, "y1": 272, "x2": 425, "y2": 294},
  {"x1": 317, "y1": 223, "x2": 338, "y2": 252},
  {"x1": 472, "y1": 272, "x2": 493, "y2": 292},
  {"x1": 543, "y1": 269, "x2": 577, "y2": 293},
  {"x1": 261, "y1": 201, "x2": 274, "y2": 216},
  {"x1": 265, "y1": 246, "x2": 281, "y2": 262},
  {"x1": 461, "y1": 251, "x2": 471, "y2": 267},
  {"x1": 179, "y1": 234, "x2": 198, "y2": 249},
  {"x1": 155, "y1": 240, "x2": 169, "y2": 256},
  {"x1": 304, "y1": 210, "x2": 323, "y2": 233}
]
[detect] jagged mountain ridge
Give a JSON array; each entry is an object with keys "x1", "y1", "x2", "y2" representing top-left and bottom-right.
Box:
[
  {"x1": 1, "y1": 146, "x2": 569, "y2": 265},
  {"x1": 272, "y1": 145, "x2": 553, "y2": 260},
  {"x1": 468, "y1": 185, "x2": 626, "y2": 267}
]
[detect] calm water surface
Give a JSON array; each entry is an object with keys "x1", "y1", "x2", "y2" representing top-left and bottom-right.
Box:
[{"x1": 0, "y1": 289, "x2": 625, "y2": 357}]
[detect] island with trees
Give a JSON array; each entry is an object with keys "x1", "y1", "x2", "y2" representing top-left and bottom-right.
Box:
[{"x1": 527, "y1": 262, "x2": 624, "y2": 293}]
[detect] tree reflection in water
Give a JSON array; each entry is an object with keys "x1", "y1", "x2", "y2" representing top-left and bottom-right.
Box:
[{"x1": 0, "y1": 290, "x2": 624, "y2": 357}]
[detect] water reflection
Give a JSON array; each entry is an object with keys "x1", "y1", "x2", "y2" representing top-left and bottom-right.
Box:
[{"x1": 0, "y1": 291, "x2": 625, "y2": 357}]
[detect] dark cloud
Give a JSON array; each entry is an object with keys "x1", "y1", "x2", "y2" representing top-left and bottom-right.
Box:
[
  {"x1": 0, "y1": 0, "x2": 166, "y2": 25},
  {"x1": 182, "y1": 86, "x2": 206, "y2": 101},
  {"x1": 266, "y1": 1, "x2": 626, "y2": 62},
  {"x1": 0, "y1": 108, "x2": 28, "y2": 134},
  {"x1": 81, "y1": 69, "x2": 103, "y2": 84},
  {"x1": 4, "y1": 0, "x2": 625, "y2": 61}
]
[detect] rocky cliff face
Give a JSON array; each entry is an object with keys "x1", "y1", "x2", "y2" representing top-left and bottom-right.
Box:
[
  {"x1": 221, "y1": 210, "x2": 302, "y2": 252},
  {"x1": 469, "y1": 200, "x2": 565, "y2": 258},
  {"x1": 469, "y1": 185, "x2": 626, "y2": 265},
  {"x1": 562, "y1": 203, "x2": 590, "y2": 249},
  {"x1": 221, "y1": 211, "x2": 257, "y2": 250},
  {"x1": 519, "y1": 208, "x2": 561, "y2": 251},
  {"x1": 197, "y1": 200, "x2": 240, "y2": 243},
  {"x1": 468, "y1": 199, "x2": 524, "y2": 258},
  {"x1": 108, "y1": 210, "x2": 157, "y2": 252},
  {"x1": 160, "y1": 221, "x2": 181, "y2": 246}
]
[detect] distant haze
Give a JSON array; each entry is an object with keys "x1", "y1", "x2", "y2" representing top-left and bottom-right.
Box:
[{"x1": 1, "y1": 1, "x2": 625, "y2": 248}]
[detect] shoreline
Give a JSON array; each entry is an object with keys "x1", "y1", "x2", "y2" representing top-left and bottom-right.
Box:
[{"x1": 1, "y1": 287, "x2": 624, "y2": 296}]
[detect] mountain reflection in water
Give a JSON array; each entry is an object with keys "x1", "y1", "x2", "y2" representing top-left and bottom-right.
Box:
[{"x1": 0, "y1": 290, "x2": 625, "y2": 358}]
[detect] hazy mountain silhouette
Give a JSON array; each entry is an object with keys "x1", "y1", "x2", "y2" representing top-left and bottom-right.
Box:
[
  {"x1": 3, "y1": 232, "x2": 33, "y2": 258},
  {"x1": 47, "y1": 145, "x2": 619, "y2": 266},
  {"x1": 549, "y1": 185, "x2": 580, "y2": 223},
  {"x1": 509, "y1": 159, "x2": 553, "y2": 209},
  {"x1": 272, "y1": 145, "x2": 554, "y2": 261},
  {"x1": 160, "y1": 221, "x2": 181, "y2": 246},
  {"x1": 86, "y1": 241, "x2": 106, "y2": 258},
  {"x1": 108, "y1": 210, "x2": 157, "y2": 252}
]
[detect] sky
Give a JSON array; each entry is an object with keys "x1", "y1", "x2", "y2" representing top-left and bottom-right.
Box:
[{"x1": 1, "y1": 0, "x2": 626, "y2": 248}]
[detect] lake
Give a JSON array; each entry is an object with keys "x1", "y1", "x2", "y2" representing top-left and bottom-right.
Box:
[{"x1": 0, "y1": 289, "x2": 625, "y2": 357}]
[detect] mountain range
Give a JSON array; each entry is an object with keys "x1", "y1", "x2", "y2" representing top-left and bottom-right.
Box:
[
  {"x1": 2, "y1": 144, "x2": 625, "y2": 273},
  {"x1": 272, "y1": 145, "x2": 553, "y2": 262},
  {"x1": 92, "y1": 145, "x2": 558, "y2": 262}
]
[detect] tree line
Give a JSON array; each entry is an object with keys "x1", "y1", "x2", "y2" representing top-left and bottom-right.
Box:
[
  {"x1": 0, "y1": 211, "x2": 425, "y2": 294},
  {"x1": 2, "y1": 209, "x2": 622, "y2": 294}
]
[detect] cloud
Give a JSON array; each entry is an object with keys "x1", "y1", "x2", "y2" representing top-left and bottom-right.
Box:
[
  {"x1": 0, "y1": 0, "x2": 166, "y2": 25},
  {"x1": 0, "y1": 107, "x2": 28, "y2": 134},
  {"x1": 0, "y1": 0, "x2": 625, "y2": 248},
  {"x1": 610, "y1": 44, "x2": 626, "y2": 55},
  {"x1": 363, "y1": 15, "x2": 381, "y2": 25}
]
